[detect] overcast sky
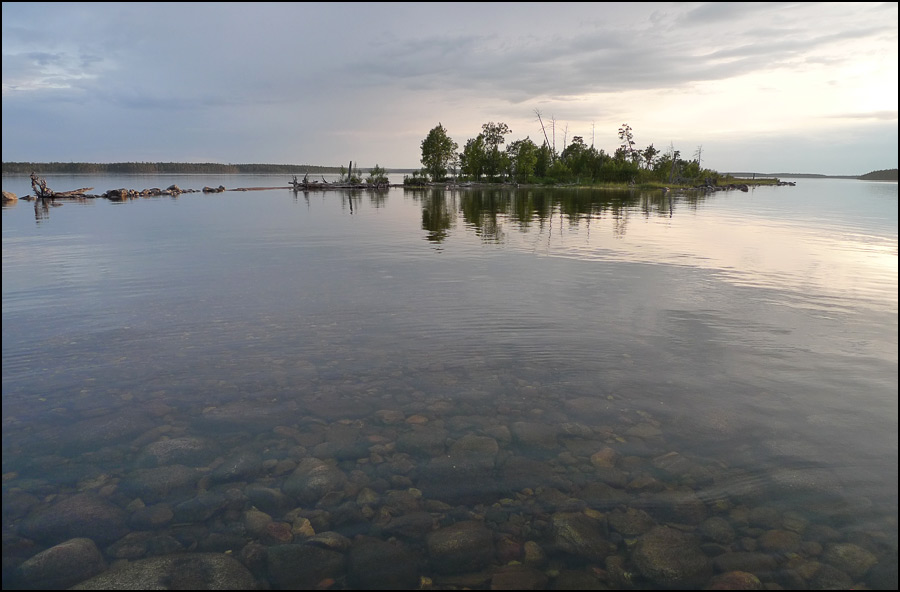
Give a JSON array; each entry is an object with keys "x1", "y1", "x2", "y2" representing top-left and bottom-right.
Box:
[{"x1": 2, "y1": 2, "x2": 897, "y2": 175}]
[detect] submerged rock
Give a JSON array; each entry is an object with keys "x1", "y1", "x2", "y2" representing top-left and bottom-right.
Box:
[
  {"x1": 70, "y1": 552, "x2": 258, "y2": 589},
  {"x1": 426, "y1": 520, "x2": 495, "y2": 574},
  {"x1": 632, "y1": 526, "x2": 712, "y2": 588},
  {"x1": 16, "y1": 537, "x2": 106, "y2": 589},
  {"x1": 19, "y1": 493, "x2": 128, "y2": 546}
]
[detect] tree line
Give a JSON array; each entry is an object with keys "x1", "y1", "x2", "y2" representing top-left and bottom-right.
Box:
[
  {"x1": 414, "y1": 119, "x2": 723, "y2": 187},
  {"x1": 2, "y1": 162, "x2": 345, "y2": 175}
]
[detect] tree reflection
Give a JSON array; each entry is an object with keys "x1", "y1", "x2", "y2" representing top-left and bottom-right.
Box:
[
  {"x1": 420, "y1": 189, "x2": 453, "y2": 243},
  {"x1": 409, "y1": 185, "x2": 717, "y2": 243}
]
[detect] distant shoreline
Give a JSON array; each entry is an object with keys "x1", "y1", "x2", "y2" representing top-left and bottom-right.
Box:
[{"x1": 3, "y1": 163, "x2": 896, "y2": 181}]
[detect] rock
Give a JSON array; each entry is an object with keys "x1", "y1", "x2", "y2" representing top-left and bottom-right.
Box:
[
  {"x1": 578, "y1": 481, "x2": 630, "y2": 510},
  {"x1": 808, "y1": 562, "x2": 854, "y2": 589},
  {"x1": 426, "y1": 520, "x2": 495, "y2": 574},
  {"x1": 511, "y1": 421, "x2": 560, "y2": 454},
  {"x1": 549, "y1": 569, "x2": 607, "y2": 589},
  {"x1": 381, "y1": 511, "x2": 435, "y2": 540},
  {"x1": 449, "y1": 434, "x2": 500, "y2": 469},
  {"x1": 266, "y1": 543, "x2": 345, "y2": 589},
  {"x1": 607, "y1": 507, "x2": 656, "y2": 537},
  {"x1": 703, "y1": 570, "x2": 763, "y2": 590},
  {"x1": 17, "y1": 538, "x2": 106, "y2": 589},
  {"x1": 712, "y1": 552, "x2": 778, "y2": 579},
  {"x1": 632, "y1": 526, "x2": 712, "y2": 588},
  {"x1": 699, "y1": 516, "x2": 735, "y2": 545},
  {"x1": 70, "y1": 552, "x2": 258, "y2": 589},
  {"x1": 491, "y1": 564, "x2": 550, "y2": 589},
  {"x1": 417, "y1": 452, "x2": 503, "y2": 505},
  {"x1": 120, "y1": 464, "x2": 200, "y2": 504},
  {"x1": 105, "y1": 531, "x2": 182, "y2": 560},
  {"x1": 282, "y1": 458, "x2": 347, "y2": 506},
  {"x1": 19, "y1": 493, "x2": 128, "y2": 546},
  {"x1": 172, "y1": 490, "x2": 228, "y2": 523},
  {"x1": 210, "y1": 451, "x2": 263, "y2": 483},
  {"x1": 2, "y1": 191, "x2": 18, "y2": 203},
  {"x1": 821, "y1": 542, "x2": 878, "y2": 580},
  {"x1": 643, "y1": 488, "x2": 708, "y2": 524},
  {"x1": 550, "y1": 512, "x2": 615, "y2": 562},
  {"x1": 127, "y1": 503, "x2": 174, "y2": 530},
  {"x1": 747, "y1": 506, "x2": 781, "y2": 529},
  {"x1": 348, "y1": 537, "x2": 421, "y2": 589},
  {"x1": 758, "y1": 529, "x2": 802, "y2": 554},
  {"x1": 396, "y1": 426, "x2": 448, "y2": 457},
  {"x1": 135, "y1": 437, "x2": 217, "y2": 468},
  {"x1": 590, "y1": 447, "x2": 617, "y2": 469},
  {"x1": 500, "y1": 455, "x2": 561, "y2": 493}
]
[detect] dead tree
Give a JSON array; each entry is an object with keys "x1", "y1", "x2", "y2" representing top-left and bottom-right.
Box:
[{"x1": 30, "y1": 172, "x2": 52, "y2": 198}]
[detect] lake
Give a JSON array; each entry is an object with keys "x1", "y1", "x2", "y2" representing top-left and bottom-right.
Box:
[{"x1": 2, "y1": 174, "x2": 897, "y2": 589}]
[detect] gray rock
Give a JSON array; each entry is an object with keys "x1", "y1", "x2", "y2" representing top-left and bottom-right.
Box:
[
  {"x1": 821, "y1": 542, "x2": 878, "y2": 580},
  {"x1": 643, "y1": 488, "x2": 709, "y2": 524},
  {"x1": 549, "y1": 569, "x2": 608, "y2": 589},
  {"x1": 382, "y1": 511, "x2": 435, "y2": 539},
  {"x1": 607, "y1": 507, "x2": 656, "y2": 537},
  {"x1": 712, "y1": 552, "x2": 778, "y2": 579},
  {"x1": 550, "y1": 512, "x2": 615, "y2": 562},
  {"x1": 699, "y1": 516, "x2": 735, "y2": 545},
  {"x1": 19, "y1": 493, "x2": 128, "y2": 546},
  {"x1": 808, "y1": 562, "x2": 854, "y2": 589},
  {"x1": 491, "y1": 564, "x2": 550, "y2": 590},
  {"x1": 348, "y1": 537, "x2": 421, "y2": 589},
  {"x1": 511, "y1": 421, "x2": 560, "y2": 453},
  {"x1": 176, "y1": 491, "x2": 230, "y2": 524},
  {"x1": 396, "y1": 426, "x2": 448, "y2": 457},
  {"x1": 632, "y1": 526, "x2": 712, "y2": 588},
  {"x1": 70, "y1": 552, "x2": 258, "y2": 589},
  {"x1": 449, "y1": 434, "x2": 499, "y2": 469},
  {"x1": 426, "y1": 520, "x2": 495, "y2": 574},
  {"x1": 209, "y1": 451, "x2": 263, "y2": 483},
  {"x1": 17, "y1": 537, "x2": 106, "y2": 589},
  {"x1": 703, "y1": 570, "x2": 763, "y2": 590},
  {"x1": 136, "y1": 437, "x2": 217, "y2": 468},
  {"x1": 282, "y1": 458, "x2": 347, "y2": 506},
  {"x1": 266, "y1": 543, "x2": 345, "y2": 589},
  {"x1": 120, "y1": 465, "x2": 200, "y2": 504}
]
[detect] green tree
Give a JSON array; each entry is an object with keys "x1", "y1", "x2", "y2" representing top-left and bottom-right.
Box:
[
  {"x1": 506, "y1": 137, "x2": 539, "y2": 182},
  {"x1": 481, "y1": 122, "x2": 512, "y2": 181},
  {"x1": 534, "y1": 143, "x2": 553, "y2": 179},
  {"x1": 641, "y1": 144, "x2": 659, "y2": 170},
  {"x1": 459, "y1": 135, "x2": 486, "y2": 181},
  {"x1": 618, "y1": 123, "x2": 639, "y2": 164},
  {"x1": 366, "y1": 164, "x2": 389, "y2": 186},
  {"x1": 420, "y1": 123, "x2": 459, "y2": 182}
]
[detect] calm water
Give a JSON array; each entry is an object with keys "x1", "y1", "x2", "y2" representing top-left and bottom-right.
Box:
[{"x1": 2, "y1": 174, "x2": 897, "y2": 589}]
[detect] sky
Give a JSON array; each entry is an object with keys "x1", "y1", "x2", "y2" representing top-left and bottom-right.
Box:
[{"x1": 2, "y1": 2, "x2": 897, "y2": 175}]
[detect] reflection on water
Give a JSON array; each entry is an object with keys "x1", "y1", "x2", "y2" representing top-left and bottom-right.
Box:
[{"x1": 1, "y1": 177, "x2": 897, "y2": 589}]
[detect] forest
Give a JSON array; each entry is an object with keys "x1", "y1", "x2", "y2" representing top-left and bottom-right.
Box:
[{"x1": 1, "y1": 162, "x2": 344, "y2": 175}]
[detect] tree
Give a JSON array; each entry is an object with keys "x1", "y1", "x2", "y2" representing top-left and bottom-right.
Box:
[
  {"x1": 420, "y1": 123, "x2": 459, "y2": 182},
  {"x1": 481, "y1": 122, "x2": 512, "y2": 181},
  {"x1": 641, "y1": 144, "x2": 659, "y2": 170},
  {"x1": 618, "y1": 123, "x2": 638, "y2": 164},
  {"x1": 506, "y1": 137, "x2": 539, "y2": 182},
  {"x1": 366, "y1": 164, "x2": 389, "y2": 186},
  {"x1": 459, "y1": 135, "x2": 486, "y2": 181}
]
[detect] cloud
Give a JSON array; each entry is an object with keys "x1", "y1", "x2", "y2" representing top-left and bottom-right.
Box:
[{"x1": 2, "y1": 2, "x2": 896, "y2": 172}]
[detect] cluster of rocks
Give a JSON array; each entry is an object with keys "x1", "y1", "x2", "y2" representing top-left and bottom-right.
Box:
[
  {"x1": 104, "y1": 185, "x2": 200, "y2": 200},
  {"x1": 3, "y1": 391, "x2": 895, "y2": 591}
]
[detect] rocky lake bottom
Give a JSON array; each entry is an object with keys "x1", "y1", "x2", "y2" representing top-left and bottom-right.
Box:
[{"x1": 2, "y1": 176, "x2": 897, "y2": 589}]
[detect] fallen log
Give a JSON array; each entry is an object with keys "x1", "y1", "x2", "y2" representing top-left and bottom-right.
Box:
[{"x1": 52, "y1": 187, "x2": 94, "y2": 198}]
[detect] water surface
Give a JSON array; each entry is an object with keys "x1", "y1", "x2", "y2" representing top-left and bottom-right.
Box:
[{"x1": 2, "y1": 175, "x2": 897, "y2": 589}]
